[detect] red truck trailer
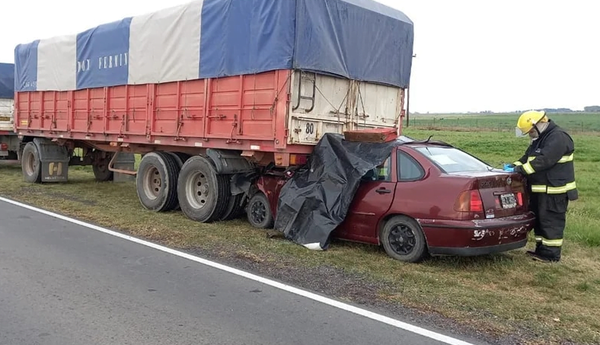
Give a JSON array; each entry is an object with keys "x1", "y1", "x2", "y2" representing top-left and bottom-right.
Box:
[{"x1": 12, "y1": 0, "x2": 414, "y2": 224}]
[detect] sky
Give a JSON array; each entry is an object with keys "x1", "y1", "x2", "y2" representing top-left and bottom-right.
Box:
[{"x1": 0, "y1": 0, "x2": 597, "y2": 113}]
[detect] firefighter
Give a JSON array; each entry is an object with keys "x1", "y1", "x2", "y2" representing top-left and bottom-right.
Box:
[{"x1": 512, "y1": 110, "x2": 577, "y2": 262}]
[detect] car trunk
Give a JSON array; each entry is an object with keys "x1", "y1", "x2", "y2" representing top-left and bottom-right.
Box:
[{"x1": 459, "y1": 171, "x2": 529, "y2": 219}]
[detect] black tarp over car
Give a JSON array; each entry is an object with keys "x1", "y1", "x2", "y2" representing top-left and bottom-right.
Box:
[{"x1": 274, "y1": 133, "x2": 401, "y2": 250}]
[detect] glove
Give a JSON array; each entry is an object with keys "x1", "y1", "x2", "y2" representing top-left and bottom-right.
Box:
[
  {"x1": 503, "y1": 163, "x2": 515, "y2": 172},
  {"x1": 513, "y1": 165, "x2": 525, "y2": 175}
]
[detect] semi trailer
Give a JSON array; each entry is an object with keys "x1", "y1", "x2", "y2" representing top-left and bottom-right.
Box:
[{"x1": 11, "y1": 0, "x2": 414, "y2": 226}]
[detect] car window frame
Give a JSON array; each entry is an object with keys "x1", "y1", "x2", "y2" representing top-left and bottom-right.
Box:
[
  {"x1": 360, "y1": 154, "x2": 393, "y2": 183},
  {"x1": 396, "y1": 150, "x2": 425, "y2": 182}
]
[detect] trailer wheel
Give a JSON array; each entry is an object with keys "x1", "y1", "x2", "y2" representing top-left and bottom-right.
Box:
[
  {"x1": 177, "y1": 156, "x2": 230, "y2": 223},
  {"x1": 220, "y1": 193, "x2": 247, "y2": 221},
  {"x1": 136, "y1": 152, "x2": 180, "y2": 212},
  {"x1": 6, "y1": 151, "x2": 18, "y2": 160},
  {"x1": 22, "y1": 142, "x2": 41, "y2": 183},
  {"x1": 92, "y1": 153, "x2": 114, "y2": 182},
  {"x1": 247, "y1": 192, "x2": 274, "y2": 229},
  {"x1": 166, "y1": 152, "x2": 190, "y2": 169},
  {"x1": 164, "y1": 152, "x2": 190, "y2": 211}
]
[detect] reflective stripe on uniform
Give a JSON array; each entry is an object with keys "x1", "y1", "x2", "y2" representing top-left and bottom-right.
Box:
[
  {"x1": 513, "y1": 161, "x2": 523, "y2": 166},
  {"x1": 557, "y1": 153, "x2": 574, "y2": 163},
  {"x1": 524, "y1": 153, "x2": 573, "y2": 165},
  {"x1": 531, "y1": 185, "x2": 547, "y2": 193},
  {"x1": 535, "y1": 236, "x2": 563, "y2": 247},
  {"x1": 522, "y1": 161, "x2": 535, "y2": 174},
  {"x1": 541, "y1": 238, "x2": 563, "y2": 247},
  {"x1": 531, "y1": 181, "x2": 577, "y2": 194}
]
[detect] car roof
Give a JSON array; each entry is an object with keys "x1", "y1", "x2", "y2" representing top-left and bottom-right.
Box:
[
  {"x1": 397, "y1": 135, "x2": 414, "y2": 143},
  {"x1": 396, "y1": 135, "x2": 453, "y2": 148}
]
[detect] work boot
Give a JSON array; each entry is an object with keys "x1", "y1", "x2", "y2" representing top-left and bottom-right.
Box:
[{"x1": 527, "y1": 251, "x2": 560, "y2": 263}]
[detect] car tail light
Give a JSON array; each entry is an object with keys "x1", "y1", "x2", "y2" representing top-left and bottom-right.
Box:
[
  {"x1": 516, "y1": 192, "x2": 523, "y2": 206},
  {"x1": 289, "y1": 154, "x2": 308, "y2": 166},
  {"x1": 0, "y1": 143, "x2": 7, "y2": 151},
  {"x1": 470, "y1": 190, "x2": 483, "y2": 212},
  {"x1": 511, "y1": 181, "x2": 527, "y2": 210},
  {"x1": 455, "y1": 189, "x2": 484, "y2": 217}
]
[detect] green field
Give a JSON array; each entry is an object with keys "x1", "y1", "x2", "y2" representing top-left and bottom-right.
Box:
[
  {"x1": 1, "y1": 116, "x2": 599, "y2": 344},
  {"x1": 408, "y1": 112, "x2": 600, "y2": 133}
]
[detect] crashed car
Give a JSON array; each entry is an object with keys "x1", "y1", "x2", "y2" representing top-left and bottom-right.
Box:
[{"x1": 247, "y1": 135, "x2": 535, "y2": 263}]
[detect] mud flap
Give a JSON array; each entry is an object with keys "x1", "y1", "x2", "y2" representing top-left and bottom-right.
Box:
[
  {"x1": 206, "y1": 149, "x2": 256, "y2": 175},
  {"x1": 32, "y1": 138, "x2": 70, "y2": 183},
  {"x1": 113, "y1": 152, "x2": 136, "y2": 183}
]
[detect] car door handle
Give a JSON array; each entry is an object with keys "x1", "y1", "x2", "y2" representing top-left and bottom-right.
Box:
[{"x1": 376, "y1": 188, "x2": 392, "y2": 194}]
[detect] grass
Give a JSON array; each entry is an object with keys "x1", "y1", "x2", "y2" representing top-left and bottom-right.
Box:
[
  {"x1": 408, "y1": 112, "x2": 600, "y2": 133},
  {"x1": 1, "y1": 119, "x2": 600, "y2": 344}
]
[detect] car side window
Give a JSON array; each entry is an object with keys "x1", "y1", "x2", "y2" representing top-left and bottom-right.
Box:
[
  {"x1": 397, "y1": 151, "x2": 425, "y2": 182},
  {"x1": 361, "y1": 156, "x2": 392, "y2": 182}
]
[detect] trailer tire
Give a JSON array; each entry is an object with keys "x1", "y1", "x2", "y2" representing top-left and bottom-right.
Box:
[
  {"x1": 247, "y1": 192, "x2": 274, "y2": 229},
  {"x1": 166, "y1": 152, "x2": 190, "y2": 169},
  {"x1": 165, "y1": 152, "x2": 190, "y2": 211},
  {"x1": 22, "y1": 142, "x2": 41, "y2": 183},
  {"x1": 220, "y1": 192, "x2": 246, "y2": 221},
  {"x1": 136, "y1": 152, "x2": 180, "y2": 212},
  {"x1": 6, "y1": 151, "x2": 18, "y2": 160},
  {"x1": 177, "y1": 156, "x2": 230, "y2": 223},
  {"x1": 92, "y1": 152, "x2": 114, "y2": 182}
]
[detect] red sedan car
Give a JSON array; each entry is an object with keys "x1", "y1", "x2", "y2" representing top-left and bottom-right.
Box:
[{"x1": 247, "y1": 136, "x2": 535, "y2": 262}]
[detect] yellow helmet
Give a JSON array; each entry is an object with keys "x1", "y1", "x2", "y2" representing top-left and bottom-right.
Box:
[{"x1": 515, "y1": 110, "x2": 547, "y2": 137}]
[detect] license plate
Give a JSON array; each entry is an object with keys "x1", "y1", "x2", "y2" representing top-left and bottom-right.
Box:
[
  {"x1": 500, "y1": 193, "x2": 517, "y2": 209},
  {"x1": 0, "y1": 151, "x2": 8, "y2": 157}
]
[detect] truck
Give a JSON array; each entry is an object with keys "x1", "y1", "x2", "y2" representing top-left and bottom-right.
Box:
[
  {"x1": 11, "y1": 0, "x2": 414, "y2": 224},
  {"x1": 0, "y1": 62, "x2": 18, "y2": 160}
]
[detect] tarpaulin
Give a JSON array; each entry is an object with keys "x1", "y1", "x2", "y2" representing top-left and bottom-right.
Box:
[
  {"x1": 0, "y1": 63, "x2": 14, "y2": 99},
  {"x1": 14, "y1": 0, "x2": 413, "y2": 92},
  {"x1": 274, "y1": 133, "x2": 401, "y2": 250},
  {"x1": 294, "y1": 0, "x2": 414, "y2": 90}
]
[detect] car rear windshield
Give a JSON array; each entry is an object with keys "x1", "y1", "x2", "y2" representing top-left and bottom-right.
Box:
[{"x1": 413, "y1": 146, "x2": 492, "y2": 173}]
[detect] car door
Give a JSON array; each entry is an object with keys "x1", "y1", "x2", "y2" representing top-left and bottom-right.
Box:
[
  {"x1": 336, "y1": 155, "x2": 396, "y2": 244},
  {"x1": 390, "y1": 149, "x2": 428, "y2": 215}
]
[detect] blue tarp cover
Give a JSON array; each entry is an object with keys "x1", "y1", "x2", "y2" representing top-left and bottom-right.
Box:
[
  {"x1": 14, "y1": 0, "x2": 413, "y2": 92},
  {"x1": 0, "y1": 63, "x2": 14, "y2": 98}
]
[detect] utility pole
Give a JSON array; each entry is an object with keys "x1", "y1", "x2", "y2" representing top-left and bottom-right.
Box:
[
  {"x1": 405, "y1": 54, "x2": 416, "y2": 128},
  {"x1": 406, "y1": 86, "x2": 410, "y2": 127}
]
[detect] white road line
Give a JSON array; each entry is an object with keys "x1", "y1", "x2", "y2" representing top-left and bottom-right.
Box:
[{"x1": 0, "y1": 196, "x2": 476, "y2": 345}]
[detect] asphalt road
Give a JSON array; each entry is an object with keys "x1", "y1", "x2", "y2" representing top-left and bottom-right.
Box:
[{"x1": 0, "y1": 199, "x2": 479, "y2": 345}]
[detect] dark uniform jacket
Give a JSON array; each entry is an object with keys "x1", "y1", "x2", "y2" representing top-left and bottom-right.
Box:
[{"x1": 513, "y1": 120, "x2": 578, "y2": 201}]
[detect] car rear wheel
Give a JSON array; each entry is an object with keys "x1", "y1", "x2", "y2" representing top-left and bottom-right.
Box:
[{"x1": 380, "y1": 216, "x2": 427, "y2": 263}]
